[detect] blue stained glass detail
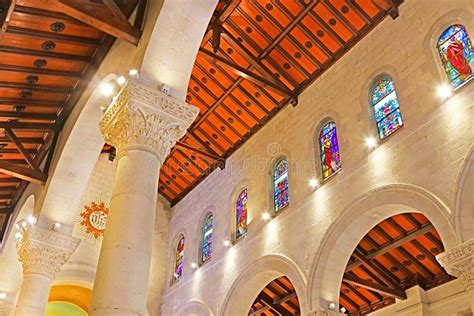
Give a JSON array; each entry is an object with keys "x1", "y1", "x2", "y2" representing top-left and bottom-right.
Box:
[
  {"x1": 201, "y1": 214, "x2": 214, "y2": 263},
  {"x1": 319, "y1": 122, "x2": 341, "y2": 180},
  {"x1": 437, "y1": 25, "x2": 474, "y2": 89},
  {"x1": 235, "y1": 189, "x2": 248, "y2": 240},
  {"x1": 173, "y1": 236, "x2": 185, "y2": 281},
  {"x1": 273, "y1": 158, "x2": 289, "y2": 212},
  {"x1": 371, "y1": 78, "x2": 403, "y2": 139}
]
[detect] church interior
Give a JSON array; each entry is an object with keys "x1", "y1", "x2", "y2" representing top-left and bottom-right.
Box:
[{"x1": 0, "y1": 0, "x2": 472, "y2": 315}]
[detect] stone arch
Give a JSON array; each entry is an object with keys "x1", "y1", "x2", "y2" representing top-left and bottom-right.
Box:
[
  {"x1": 177, "y1": 299, "x2": 214, "y2": 316},
  {"x1": 221, "y1": 254, "x2": 308, "y2": 316},
  {"x1": 308, "y1": 183, "x2": 459, "y2": 310},
  {"x1": 1, "y1": 193, "x2": 35, "y2": 250},
  {"x1": 454, "y1": 147, "x2": 474, "y2": 242},
  {"x1": 140, "y1": 0, "x2": 219, "y2": 100},
  {"x1": 35, "y1": 74, "x2": 118, "y2": 234}
]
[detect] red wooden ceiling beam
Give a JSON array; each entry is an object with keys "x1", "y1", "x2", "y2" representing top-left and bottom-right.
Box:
[
  {"x1": 0, "y1": 160, "x2": 46, "y2": 184},
  {"x1": 343, "y1": 273, "x2": 407, "y2": 300}
]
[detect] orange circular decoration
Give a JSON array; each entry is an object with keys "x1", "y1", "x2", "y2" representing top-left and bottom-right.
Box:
[{"x1": 79, "y1": 202, "x2": 109, "y2": 239}]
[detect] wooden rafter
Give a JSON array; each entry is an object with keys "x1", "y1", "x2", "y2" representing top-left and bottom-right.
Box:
[
  {"x1": 5, "y1": 128, "x2": 40, "y2": 171},
  {"x1": 48, "y1": 0, "x2": 142, "y2": 44},
  {"x1": 0, "y1": 160, "x2": 46, "y2": 184},
  {"x1": 0, "y1": 0, "x2": 14, "y2": 40},
  {"x1": 343, "y1": 273, "x2": 407, "y2": 300}
]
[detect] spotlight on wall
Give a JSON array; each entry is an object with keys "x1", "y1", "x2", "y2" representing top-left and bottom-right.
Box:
[
  {"x1": 261, "y1": 212, "x2": 271, "y2": 221},
  {"x1": 190, "y1": 262, "x2": 198, "y2": 269},
  {"x1": 328, "y1": 302, "x2": 336, "y2": 311},
  {"x1": 309, "y1": 178, "x2": 319, "y2": 188},
  {"x1": 129, "y1": 69, "x2": 139, "y2": 77},
  {"x1": 0, "y1": 292, "x2": 6, "y2": 301},
  {"x1": 26, "y1": 216, "x2": 36, "y2": 225},
  {"x1": 223, "y1": 240, "x2": 231, "y2": 247},
  {"x1": 14, "y1": 232, "x2": 22, "y2": 240},
  {"x1": 100, "y1": 82, "x2": 114, "y2": 96},
  {"x1": 366, "y1": 136, "x2": 377, "y2": 148},
  {"x1": 437, "y1": 84, "x2": 452, "y2": 99},
  {"x1": 340, "y1": 307, "x2": 347, "y2": 313},
  {"x1": 117, "y1": 76, "x2": 127, "y2": 86},
  {"x1": 53, "y1": 222, "x2": 62, "y2": 232}
]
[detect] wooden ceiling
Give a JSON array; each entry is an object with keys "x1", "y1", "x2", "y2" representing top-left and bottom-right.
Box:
[
  {"x1": 0, "y1": 0, "x2": 145, "y2": 243},
  {"x1": 339, "y1": 213, "x2": 454, "y2": 315},
  {"x1": 157, "y1": 0, "x2": 404, "y2": 205},
  {"x1": 249, "y1": 276, "x2": 300, "y2": 316}
]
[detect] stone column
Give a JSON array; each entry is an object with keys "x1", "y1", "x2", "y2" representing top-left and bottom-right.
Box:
[
  {"x1": 436, "y1": 238, "x2": 474, "y2": 313},
  {"x1": 14, "y1": 225, "x2": 80, "y2": 316},
  {"x1": 89, "y1": 79, "x2": 198, "y2": 316}
]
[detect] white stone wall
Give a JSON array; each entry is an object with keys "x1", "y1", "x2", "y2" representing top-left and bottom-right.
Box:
[{"x1": 162, "y1": 0, "x2": 474, "y2": 315}]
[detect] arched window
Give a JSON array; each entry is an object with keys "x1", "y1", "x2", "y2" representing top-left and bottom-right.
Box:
[
  {"x1": 235, "y1": 189, "x2": 248, "y2": 240},
  {"x1": 201, "y1": 213, "x2": 214, "y2": 263},
  {"x1": 437, "y1": 24, "x2": 473, "y2": 89},
  {"x1": 319, "y1": 122, "x2": 341, "y2": 180},
  {"x1": 273, "y1": 158, "x2": 289, "y2": 213},
  {"x1": 173, "y1": 236, "x2": 185, "y2": 281},
  {"x1": 370, "y1": 77, "x2": 403, "y2": 139}
]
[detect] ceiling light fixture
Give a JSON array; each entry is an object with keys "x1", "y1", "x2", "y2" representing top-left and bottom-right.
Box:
[{"x1": 100, "y1": 83, "x2": 114, "y2": 96}]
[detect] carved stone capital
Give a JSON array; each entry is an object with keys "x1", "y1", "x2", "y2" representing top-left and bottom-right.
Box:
[
  {"x1": 99, "y1": 79, "x2": 199, "y2": 163},
  {"x1": 0, "y1": 301, "x2": 11, "y2": 315},
  {"x1": 16, "y1": 225, "x2": 80, "y2": 280},
  {"x1": 437, "y1": 238, "x2": 474, "y2": 289}
]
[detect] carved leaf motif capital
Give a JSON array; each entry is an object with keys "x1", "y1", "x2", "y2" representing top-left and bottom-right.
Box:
[
  {"x1": 436, "y1": 238, "x2": 474, "y2": 288},
  {"x1": 16, "y1": 226, "x2": 80, "y2": 279},
  {"x1": 99, "y1": 79, "x2": 199, "y2": 162}
]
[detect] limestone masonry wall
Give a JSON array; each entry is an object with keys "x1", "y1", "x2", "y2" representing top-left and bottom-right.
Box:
[{"x1": 162, "y1": 0, "x2": 473, "y2": 315}]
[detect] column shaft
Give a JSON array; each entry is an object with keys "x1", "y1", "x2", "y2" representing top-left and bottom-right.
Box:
[
  {"x1": 90, "y1": 148, "x2": 159, "y2": 315},
  {"x1": 14, "y1": 274, "x2": 52, "y2": 316}
]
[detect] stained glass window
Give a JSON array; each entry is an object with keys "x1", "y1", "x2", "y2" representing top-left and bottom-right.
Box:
[
  {"x1": 273, "y1": 158, "x2": 289, "y2": 212},
  {"x1": 371, "y1": 77, "x2": 403, "y2": 139},
  {"x1": 437, "y1": 24, "x2": 473, "y2": 89},
  {"x1": 173, "y1": 236, "x2": 185, "y2": 281},
  {"x1": 201, "y1": 213, "x2": 214, "y2": 263},
  {"x1": 319, "y1": 122, "x2": 341, "y2": 180},
  {"x1": 235, "y1": 189, "x2": 248, "y2": 240}
]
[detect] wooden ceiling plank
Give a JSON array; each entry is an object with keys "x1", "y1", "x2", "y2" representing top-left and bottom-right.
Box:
[
  {"x1": 353, "y1": 248, "x2": 402, "y2": 290},
  {"x1": 274, "y1": 2, "x2": 334, "y2": 61},
  {"x1": 194, "y1": 126, "x2": 226, "y2": 154},
  {"x1": 371, "y1": 0, "x2": 400, "y2": 19},
  {"x1": 257, "y1": 291, "x2": 292, "y2": 316},
  {"x1": 0, "y1": 111, "x2": 56, "y2": 120},
  {"x1": 410, "y1": 239, "x2": 443, "y2": 269},
  {"x1": 0, "y1": 45, "x2": 90, "y2": 62},
  {"x1": 0, "y1": 160, "x2": 46, "y2": 184},
  {"x1": 0, "y1": 0, "x2": 15, "y2": 40},
  {"x1": 4, "y1": 128, "x2": 40, "y2": 171},
  {"x1": 373, "y1": 225, "x2": 393, "y2": 243},
  {"x1": 322, "y1": 0, "x2": 359, "y2": 36},
  {"x1": 383, "y1": 252, "x2": 411, "y2": 276},
  {"x1": 175, "y1": 141, "x2": 225, "y2": 166},
  {"x1": 305, "y1": 10, "x2": 345, "y2": 47},
  {"x1": 0, "y1": 81, "x2": 73, "y2": 93},
  {"x1": 160, "y1": 170, "x2": 185, "y2": 192},
  {"x1": 340, "y1": 291, "x2": 360, "y2": 309},
  {"x1": 6, "y1": 26, "x2": 101, "y2": 46},
  {"x1": 220, "y1": 26, "x2": 288, "y2": 87},
  {"x1": 186, "y1": 131, "x2": 221, "y2": 157},
  {"x1": 424, "y1": 231, "x2": 444, "y2": 251},
  {"x1": 0, "y1": 98, "x2": 64, "y2": 108},
  {"x1": 0, "y1": 121, "x2": 55, "y2": 130},
  {"x1": 252, "y1": 1, "x2": 323, "y2": 69},
  {"x1": 403, "y1": 213, "x2": 422, "y2": 229},
  {"x1": 235, "y1": 7, "x2": 312, "y2": 79},
  {"x1": 200, "y1": 47, "x2": 293, "y2": 97},
  {"x1": 396, "y1": 246, "x2": 435, "y2": 278},
  {"x1": 346, "y1": 224, "x2": 434, "y2": 271},
  {"x1": 386, "y1": 217, "x2": 408, "y2": 236},
  {"x1": 165, "y1": 155, "x2": 196, "y2": 181},
  {"x1": 174, "y1": 148, "x2": 205, "y2": 174},
  {"x1": 158, "y1": 178, "x2": 178, "y2": 197},
  {"x1": 346, "y1": 0, "x2": 373, "y2": 25},
  {"x1": 0, "y1": 63, "x2": 81, "y2": 78},
  {"x1": 342, "y1": 281, "x2": 372, "y2": 306},
  {"x1": 52, "y1": 0, "x2": 140, "y2": 44},
  {"x1": 261, "y1": 0, "x2": 320, "y2": 60},
  {"x1": 343, "y1": 273, "x2": 407, "y2": 300}
]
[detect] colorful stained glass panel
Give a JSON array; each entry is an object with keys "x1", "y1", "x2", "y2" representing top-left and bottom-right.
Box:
[
  {"x1": 371, "y1": 78, "x2": 403, "y2": 139},
  {"x1": 235, "y1": 189, "x2": 248, "y2": 240},
  {"x1": 173, "y1": 236, "x2": 185, "y2": 281},
  {"x1": 201, "y1": 214, "x2": 214, "y2": 263},
  {"x1": 273, "y1": 158, "x2": 289, "y2": 212},
  {"x1": 437, "y1": 25, "x2": 474, "y2": 89},
  {"x1": 319, "y1": 122, "x2": 341, "y2": 180}
]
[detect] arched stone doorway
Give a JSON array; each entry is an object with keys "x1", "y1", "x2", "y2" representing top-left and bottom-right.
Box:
[
  {"x1": 249, "y1": 276, "x2": 300, "y2": 315},
  {"x1": 338, "y1": 213, "x2": 454, "y2": 314}
]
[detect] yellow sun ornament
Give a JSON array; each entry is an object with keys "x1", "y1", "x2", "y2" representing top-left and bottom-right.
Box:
[{"x1": 79, "y1": 202, "x2": 109, "y2": 239}]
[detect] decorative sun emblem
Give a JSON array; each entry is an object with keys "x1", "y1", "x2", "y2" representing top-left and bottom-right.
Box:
[{"x1": 79, "y1": 201, "x2": 109, "y2": 240}]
